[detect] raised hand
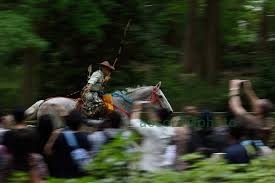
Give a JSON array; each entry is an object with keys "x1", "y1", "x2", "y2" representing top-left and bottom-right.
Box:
[
  {"x1": 243, "y1": 80, "x2": 252, "y2": 89},
  {"x1": 229, "y1": 79, "x2": 246, "y2": 89},
  {"x1": 105, "y1": 75, "x2": 111, "y2": 82}
]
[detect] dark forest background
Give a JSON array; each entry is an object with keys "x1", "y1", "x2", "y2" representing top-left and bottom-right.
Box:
[{"x1": 1, "y1": 0, "x2": 275, "y2": 111}]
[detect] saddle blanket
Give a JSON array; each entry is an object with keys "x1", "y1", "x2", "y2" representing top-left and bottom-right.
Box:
[{"x1": 103, "y1": 94, "x2": 114, "y2": 111}]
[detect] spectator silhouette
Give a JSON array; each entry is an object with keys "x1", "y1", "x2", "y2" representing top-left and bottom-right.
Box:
[{"x1": 50, "y1": 110, "x2": 90, "y2": 178}]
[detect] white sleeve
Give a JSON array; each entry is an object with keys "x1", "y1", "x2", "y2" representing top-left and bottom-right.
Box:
[
  {"x1": 88, "y1": 132, "x2": 105, "y2": 157},
  {"x1": 130, "y1": 119, "x2": 155, "y2": 137},
  {"x1": 161, "y1": 145, "x2": 177, "y2": 166},
  {"x1": 88, "y1": 71, "x2": 101, "y2": 85}
]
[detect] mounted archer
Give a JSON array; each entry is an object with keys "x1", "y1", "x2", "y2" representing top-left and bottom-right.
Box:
[
  {"x1": 81, "y1": 61, "x2": 115, "y2": 118},
  {"x1": 80, "y1": 19, "x2": 131, "y2": 119}
]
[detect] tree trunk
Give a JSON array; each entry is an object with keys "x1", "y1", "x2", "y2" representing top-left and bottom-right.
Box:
[
  {"x1": 182, "y1": 0, "x2": 199, "y2": 73},
  {"x1": 203, "y1": 0, "x2": 220, "y2": 84},
  {"x1": 21, "y1": 49, "x2": 40, "y2": 107},
  {"x1": 258, "y1": 2, "x2": 269, "y2": 54}
]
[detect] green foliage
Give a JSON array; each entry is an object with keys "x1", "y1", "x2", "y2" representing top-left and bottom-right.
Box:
[
  {"x1": 172, "y1": 75, "x2": 228, "y2": 111},
  {"x1": 0, "y1": 11, "x2": 47, "y2": 55},
  {"x1": 254, "y1": 56, "x2": 275, "y2": 101},
  {"x1": 0, "y1": 0, "x2": 275, "y2": 109},
  {"x1": 71, "y1": 0, "x2": 108, "y2": 37},
  {"x1": 7, "y1": 151, "x2": 275, "y2": 183},
  {"x1": 85, "y1": 131, "x2": 141, "y2": 180},
  {"x1": 122, "y1": 152, "x2": 275, "y2": 183},
  {"x1": 0, "y1": 64, "x2": 23, "y2": 109},
  {"x1": 7, "y1": 171, "x2": 29, "y2": 183},
  {"x1": 221, "y1": 0, "x2": 264, "y2": 46}
]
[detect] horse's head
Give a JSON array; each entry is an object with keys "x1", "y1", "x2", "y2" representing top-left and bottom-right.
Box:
[
  {"x1": 150, "y1": 81, "x2": 173, "y2": 113},
  {"x1": 126, "y1": 81, "x2": 173, "y2": 113}
]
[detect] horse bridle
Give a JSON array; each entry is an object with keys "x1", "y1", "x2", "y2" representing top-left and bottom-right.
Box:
[
  {"x1": 110, "y1": 86, "x2": 163, "y2": 117},
  {"x1": 149, "y1": 86, "x2": 163, "y2": 108}
]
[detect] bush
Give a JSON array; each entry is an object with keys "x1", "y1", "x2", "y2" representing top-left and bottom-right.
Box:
[{"x1": 8, "y1": 151, "x2": 275, "y2": 183}]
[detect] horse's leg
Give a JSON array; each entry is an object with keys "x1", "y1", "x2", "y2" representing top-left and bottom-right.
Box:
[{"x1": 38, "y1": 103, "x2": 66, "y2": 129}]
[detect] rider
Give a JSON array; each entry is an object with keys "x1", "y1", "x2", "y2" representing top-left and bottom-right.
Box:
[{"x1": 81, "y1": 60, "x2": 115, "y2": 118}]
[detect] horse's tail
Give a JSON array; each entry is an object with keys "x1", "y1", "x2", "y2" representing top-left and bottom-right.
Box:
[{"x1": 25, "y1": 100, "x2": 45, "y2": 120}]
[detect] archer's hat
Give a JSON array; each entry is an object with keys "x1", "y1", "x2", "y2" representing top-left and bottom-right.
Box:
[{"x1": 99, "y1": 61, "x2": 115, "y2": 71}]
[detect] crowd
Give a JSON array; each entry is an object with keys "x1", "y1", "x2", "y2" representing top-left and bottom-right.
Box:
[{"x1": 0, "y1": 79, "x2": 274, "y2": 182}]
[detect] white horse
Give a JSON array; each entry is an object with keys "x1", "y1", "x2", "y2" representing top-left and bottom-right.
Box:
[{"x1": 25, "y1": 82, "x2": 173, "y2": 127}]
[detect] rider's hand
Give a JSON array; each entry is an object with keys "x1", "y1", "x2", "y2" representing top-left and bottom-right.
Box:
[
  {"x1": 104, "y1": 75, "x2": 111, "y2": 83},
  {"x1": 83, "y1": 85, "x2": 90, "y2": 93}
]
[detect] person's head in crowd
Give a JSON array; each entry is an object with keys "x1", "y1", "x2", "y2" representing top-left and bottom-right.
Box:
[
  {"x1": 0, "y1": 108, "x2": 3, "y2": 123},
  {"x1": 146, "y1": 105, "x2": 172, "y2": 126},
  {"x1": 254, "y1": 99, "x2": 273, "y2": 118},
  {"x1": 157, "y1": 108, "x2": 172, "y2": 126},
  {"x1": 12, "y1": 106, "x2": 26, "y2": 124},
  {"x1": 103, "y1": 111, "x2": 122, "y2": 129},
  {"x1": 199, "y1": 110, "x2": 214, "y2": 130},
  {"x1": 37, "y1": 114, "x2": 55, "y2": 152},
  {"x1": 37, "y1": 114, "x2": 54, "y2": 137},
  {"x1": 0, "y1": 108, "x2": 8, "y2": 128},
  {"x1": 228, "y1": 122, "x2": 246, "y2": 144},
  {"x1": 170, "y1": 116, "x2": 182, "y2": 127},
  {"x1": 65, "y1": 110, "x2": 86, "y2": 131},
  {"x1": 183, "y1": 106, "x2": 199, "y2": 120}
]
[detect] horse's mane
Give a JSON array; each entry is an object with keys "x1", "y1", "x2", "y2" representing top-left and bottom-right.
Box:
[{"x1": 124, "y1": 85, "x2": 151, "y2": 93}]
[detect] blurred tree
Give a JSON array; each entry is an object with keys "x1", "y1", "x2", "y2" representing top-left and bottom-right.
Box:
[
  {"x1": 21, "y1": 0, "x2": 110, "y2": 97},
  {"x1": 0, "y1": 10, "x2": 47, "y2": 106},
  {"x1": 182, "y1": 0, "x2": 199, "y2": 73},
  {"x1": 202, "y1": 0, "x2": 220, "y2": 83},
  {"x1": 257, "y1": 0, "x2": 271, "y2": 54},
  {"x1": 1, "y1": 0, "x2": 275, "y2": 110}
]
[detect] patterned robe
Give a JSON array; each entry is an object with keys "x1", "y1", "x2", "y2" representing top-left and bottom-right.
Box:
[{"x1": 81, "y1": 70, "x2": 107, "y2": 118}]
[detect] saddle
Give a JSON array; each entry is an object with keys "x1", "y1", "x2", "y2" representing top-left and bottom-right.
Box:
[
  {"x1": 75, "y1": 94, "x2": 114, "y2": 118},
  {"x1": 75, "y1": 98, "x2": 84, "y2": 111}
]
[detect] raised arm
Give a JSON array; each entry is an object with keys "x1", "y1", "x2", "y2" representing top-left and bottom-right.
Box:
[
  {"x1": 228, "y1": 80, "x2": 245, "y2": 114},
  {"x1": 130, "y1": 102, "x2": 156, "y2": 137},
  {"x1": 228, "y1": 80, "x2": 257, "y2": 124},
  {"x1": 243, "y1": 80, "x2": 259, "y2": 112}
]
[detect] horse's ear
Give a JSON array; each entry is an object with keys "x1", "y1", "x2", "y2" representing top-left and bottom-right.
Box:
[{"x1": 154, "y1": 81, "x2": 161, "y2": 89}]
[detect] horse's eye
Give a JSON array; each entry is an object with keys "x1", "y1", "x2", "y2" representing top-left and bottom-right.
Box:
[{"x1": 158, "y1": 95, "x2": 163, "y2": 98}]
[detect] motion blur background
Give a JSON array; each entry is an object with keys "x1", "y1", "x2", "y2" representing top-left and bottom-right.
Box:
[{"x1": 0, "y1": 0, "x2": 275, "y2": 111}]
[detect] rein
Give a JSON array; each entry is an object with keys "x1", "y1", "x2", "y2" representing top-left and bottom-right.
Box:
[
  {"x1": 149, "y1": 86, "x2": 162, "y2": 108},
  {"x1": 108, "y1": 102, "x2": 131, "y2": 117}
]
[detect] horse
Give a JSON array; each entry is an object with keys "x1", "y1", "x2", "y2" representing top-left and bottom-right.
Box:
[{"x1": 25, "y1": 82, "x2": 173, "y2": 127}]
